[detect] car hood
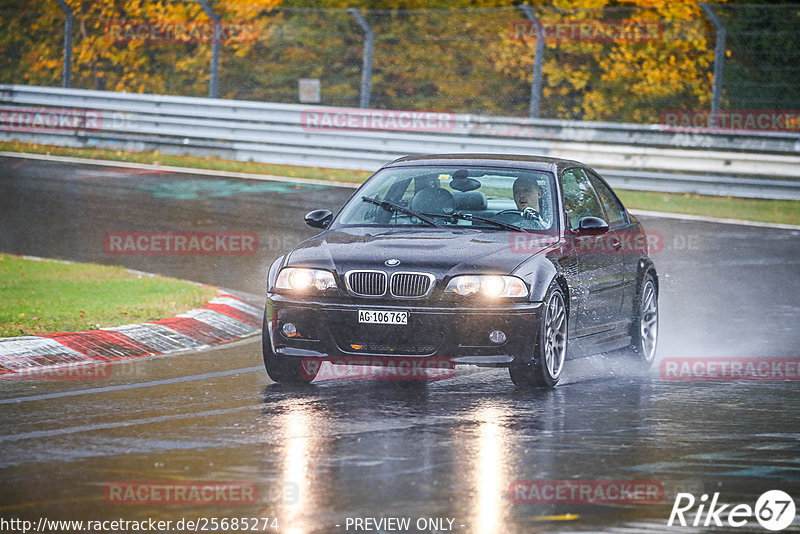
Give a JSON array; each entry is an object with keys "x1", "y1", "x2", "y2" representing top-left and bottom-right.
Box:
[{"x1": 285, "y1": 227, "x2": 556, "y2": 277}]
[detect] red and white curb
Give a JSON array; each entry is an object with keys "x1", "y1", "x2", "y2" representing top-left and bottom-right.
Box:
[{"x1": 0, "y1": 291, "x2": 262, "y2": 378}]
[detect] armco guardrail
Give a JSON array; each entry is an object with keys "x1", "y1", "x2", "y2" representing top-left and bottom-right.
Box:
[{"x1": 1, "y1": 85, "x2": 799, "y2": 200}]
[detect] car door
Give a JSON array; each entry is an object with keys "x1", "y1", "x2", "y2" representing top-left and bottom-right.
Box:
[
  {"x1": 586, "y1": 170, "x2": 642, "y2": 330},
  {"x1": 560, "y1": 167, "x2": 626, "y2": 338}
]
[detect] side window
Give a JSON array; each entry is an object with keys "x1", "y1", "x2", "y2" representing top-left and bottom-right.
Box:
[
  {"x1": 588, "y1": 172, "x2": 627, "y2": 227},
  {"x1": 560, "y1": 168, "x2": 604, "y2": 230}
]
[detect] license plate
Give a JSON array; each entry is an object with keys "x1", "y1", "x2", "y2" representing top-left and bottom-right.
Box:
[{"x1": 358, "y1": 310, "x2": 408, "y2": 325}]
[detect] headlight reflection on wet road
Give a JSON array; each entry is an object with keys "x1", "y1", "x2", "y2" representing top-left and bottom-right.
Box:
[{"x1": 472, "y1": 404, "x2": 510, "y2": 534}]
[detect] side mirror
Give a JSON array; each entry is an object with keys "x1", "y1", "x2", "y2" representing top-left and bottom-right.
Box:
[
  {"x1": 577, "y1": 216, "x2": 609, "y2": 235},
  {"x1": 305, "y1": 209, "x2": 333, "y2": 229}
]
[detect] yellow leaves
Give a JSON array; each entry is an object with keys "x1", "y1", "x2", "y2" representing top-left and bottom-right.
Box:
[
  {"x1": 568, "y1": 70, "x2": 591, "y2": 91},
  {"x1": 481, "y1": 0, "x2": 720, "y2": 120},
  {"x1": 553, "y1": 0, "x2": 609, "y2": 9},
  {"x1": 4, "y1": 0, "x2": 279, "y2": 96}
]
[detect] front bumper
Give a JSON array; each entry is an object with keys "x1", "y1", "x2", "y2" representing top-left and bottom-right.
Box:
[{"x1": 265, "y1": 294, "x2": 544, "y2": 367}]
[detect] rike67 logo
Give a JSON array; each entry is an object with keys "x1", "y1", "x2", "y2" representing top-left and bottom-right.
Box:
[{"x1": 668, "y1": 490, "x2": 796, "y2": 531}]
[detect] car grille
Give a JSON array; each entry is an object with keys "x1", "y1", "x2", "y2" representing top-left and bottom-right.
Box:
[
  {"x1": 345, "y1": 342, "x2": 438, "y2": 355},
  {"x1": 346, "y1": 271, "x2": 387, "y2": 297},
  {"x1": 332, "y1": 326, "x2": 444, "y2": 356},
  {"x1": 390, "y1": 272, "x2": 434, "y2": 298}
]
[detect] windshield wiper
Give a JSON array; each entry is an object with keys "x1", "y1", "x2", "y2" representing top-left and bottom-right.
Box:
[
  {"x1": 361, "y1": 196, "x2": 442, "y2": 228},
  {"x1": 361, "y1": 196, "x2": 526, "y2": 232},
  {"x1": 423, "y1": 212, "x2": 529, "y2": 233}
]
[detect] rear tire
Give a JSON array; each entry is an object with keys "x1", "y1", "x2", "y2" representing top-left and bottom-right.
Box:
[
  {"x1": 628, "y1": 272, "x2": 658, "y2": 368},
  {"x1": 509, "y1": 285, "x2": 567, "y2": 388},
  {"x1": 262, "y1": 324, "x2": 318, "y2": 384}
]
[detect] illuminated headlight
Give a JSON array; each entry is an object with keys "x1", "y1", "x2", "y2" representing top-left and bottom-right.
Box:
[
  {"x1": 275, "y1": 268, "x2": 337, "y2": 292},
  {"x1": 444, "y1": 275, "x2": 528, "y2": 298}
]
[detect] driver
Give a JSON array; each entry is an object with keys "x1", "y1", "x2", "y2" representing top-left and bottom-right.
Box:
[{"x1": 512, "y1": 177, "x2": 542, "y2": 218}]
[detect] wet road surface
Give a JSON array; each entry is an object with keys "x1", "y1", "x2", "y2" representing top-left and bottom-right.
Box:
[{"x1": 1, "y1": 156, "x2": 799, "y2": 533}]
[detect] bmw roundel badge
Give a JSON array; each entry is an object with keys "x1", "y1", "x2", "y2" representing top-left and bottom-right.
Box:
[{"x1": 385, "y1": 259, "x2": 400, "y2": 266}]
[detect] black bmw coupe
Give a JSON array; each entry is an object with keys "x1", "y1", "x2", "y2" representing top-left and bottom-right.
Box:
[{"x1": 263, "y1": 154, "x2": 658, "y2": 387}]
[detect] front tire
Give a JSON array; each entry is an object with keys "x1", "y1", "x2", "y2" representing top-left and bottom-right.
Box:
[
  {"x1": 262, "y1": 325, "x2": 318, "y2": 384},
  {"x1": 628, "y1": 273, "x2": 658, "y2": 367},
  {"x1": 509, "y1": 285, "x2": 567, "y2": 388}
]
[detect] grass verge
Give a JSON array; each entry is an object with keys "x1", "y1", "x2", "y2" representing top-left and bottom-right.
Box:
[
  {"x1": 615, "y1": 190, "x2": 800, "y2": 226},
  {"x1": 0, "y1": 254, "x2": 217, "y2": 337},
  {"x1": 2, "y1": 140, "x2": 798, "y2": 226}
]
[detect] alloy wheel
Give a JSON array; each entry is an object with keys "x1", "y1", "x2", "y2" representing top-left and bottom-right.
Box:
[
  {"x1": 639, "y1": 280, "x2": 658, "y2": 363},
  {"x1": 543, "y1": 291, "x2": 567, "y2": 379}
]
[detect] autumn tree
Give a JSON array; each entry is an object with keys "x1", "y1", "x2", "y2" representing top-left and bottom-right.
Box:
[
  {"x1": 490, "y1": 0, "x2": 719, "y2": 122},
  {"x1": 0, "y1": 0, "x2": 281, "y2": 96}
]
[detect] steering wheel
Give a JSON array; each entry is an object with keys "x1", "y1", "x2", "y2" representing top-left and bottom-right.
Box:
[{"x1": 496, "y1": 208, "x2": 541, "y2": 221}]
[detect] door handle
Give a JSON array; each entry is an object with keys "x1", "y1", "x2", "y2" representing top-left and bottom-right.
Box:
[{"x1": 608, "y1": 237, "x2": 622, "y2": 249}]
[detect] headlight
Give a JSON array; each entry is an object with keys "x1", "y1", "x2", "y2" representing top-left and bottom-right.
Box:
[
  {"x1": 275, "y1": 268, "x2": 337, "y2": 292},
  {"x1": 444, "y1": 275, "x2": 528, "y2": 298}
]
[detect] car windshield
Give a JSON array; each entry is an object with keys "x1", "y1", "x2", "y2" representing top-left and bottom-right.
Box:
[{"x1": 335, "y1": 166, "x2": 557, "y2": 232}]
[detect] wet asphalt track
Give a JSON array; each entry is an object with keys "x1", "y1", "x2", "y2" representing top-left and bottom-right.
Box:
[{"x1": 0, "y1": 156, "x2": 799, "y2": 533}]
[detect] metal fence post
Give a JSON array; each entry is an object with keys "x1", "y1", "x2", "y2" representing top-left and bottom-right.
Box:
[
  {"x1": 348, "y1": 8, "x2": 374, "y2": 109},
  {"x1": 54, "y1": 0, "x2": 73, "y2": 88},
  {"x1": 700, "y1": 2, "x2": 726, "y2": 112},
  {"x1": 197, "y1": 0, "x2": 221, "y2": 98},
  {"x1": 520, "y1": 5, "x2": 545, "y2": 119}
]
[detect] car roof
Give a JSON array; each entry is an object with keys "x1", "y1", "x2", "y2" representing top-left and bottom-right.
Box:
[{"x1": 383, "y1": 153, "x2": 586, "y2": 173}]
